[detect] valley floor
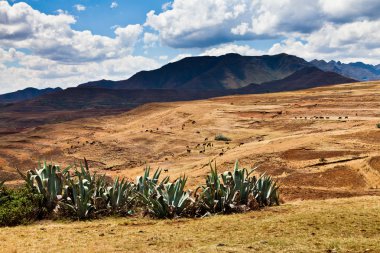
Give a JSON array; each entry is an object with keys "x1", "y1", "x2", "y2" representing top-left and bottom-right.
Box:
[
  {"x1": 1, "y1": 196, "x2": 380, "y2": 253},
  {"x1": 1, "y1": 81, "x2": 380, "y2": 201}
]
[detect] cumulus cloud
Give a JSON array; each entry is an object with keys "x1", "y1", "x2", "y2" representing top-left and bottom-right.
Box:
[
  {"x1": 110, "y1": 2, "x2": 118, "y2": 9},
  {"x1": 145, "y1": 0, "x2": 380, "y2": 49},
  {"x1": 201, "y1": 43, "x2": 265, "y2": 56},
  {"x1": 0, "y1": 2, "x2": 142, "y2": 64},
  {"x1": 0, "y1": 1, "x2": 156, "y2": 94},
  {"x1": 269, "y1": 20, "x2": 380, "y2": 64},
  {"x1": 143, "y1": 32, "x2": 159, "y2": 47},
  {"x1": 74, "y1": 4, "x2": 86, "y2": 11},
  {"x1": 0, "y1": 48, "x2": 159, "y2": 94},
  {"x1": 3, "y1": 0, "x2": 380, "y2": 93}
]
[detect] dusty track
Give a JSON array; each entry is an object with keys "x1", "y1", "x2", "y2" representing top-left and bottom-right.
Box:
[{"x1": 1, "y1": 81, "x2": 380, "y2": 201}]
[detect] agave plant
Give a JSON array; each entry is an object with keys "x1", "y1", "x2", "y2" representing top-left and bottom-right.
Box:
[
  {"x1": 92, "y1": 174, "x2": 109, "y2": 209},
  {"x1": 106, "y1": 177, "x2": 135, "y2": 214},
  {"x1": 195, "y1": 161, "x2": 280, "y2": 214},
  {"x1": 254, "y1": 174, "x2": 280, "y2": 206},
  {"x1": 139, "y1": 176, "x2": 194, "y2": 218},
  {"x1": 17, "y1": 162, "x2": 69, "y2": 211},
  {"x1": 61, "y1": 174, "x2": 95, "y2": 220},
  {"x1": 135, "y1": 166, "x2": 169, "y2": 198}
]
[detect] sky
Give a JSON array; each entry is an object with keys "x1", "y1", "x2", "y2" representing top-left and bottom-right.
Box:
[{"x1": 1, "y1": 0, "x2": 380, "y2": 94}]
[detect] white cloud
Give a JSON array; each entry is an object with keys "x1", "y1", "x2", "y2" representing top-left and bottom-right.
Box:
[
  {"x1": 201, "y1": 43, "x2": 264, "y2": 56},
  {"x1": 169, "y1": 53, "x2": 192, "y2": 63},
  {"x1": 110, "y1": 2, "x2": 118, "y2": 9},
  {"x1": 0, "y1": 2, "x2": 143, "y2": 64},
  {"x1": 0, "y1": 1, "x2": 156, "y2": 94},
  {"x1": 159, "y1": 55, "x2": 168, "y2": 60},
  {"x1": 74, "y1": 4, "x2": 86, "y2": 11},
  {"x1": 268, "y1": 20, "x2": 380, "y2": 64},
  {"x1": 143, "y1": 32, "x2": 159, "y2": 47},
  {"x1": 162, "y1": 2, "x2": 172, "y2": 11},
  {"x1": 0, "y1": 49, "x2": 159, "y2": 94},
  {"x1": 145, "y1": 0, "x2": 380, "y2": 49}
]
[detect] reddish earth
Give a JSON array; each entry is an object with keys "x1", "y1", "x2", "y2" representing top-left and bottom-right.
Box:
[{"x1": 1, "y1": 81, "x2": 380, "y2": 201}]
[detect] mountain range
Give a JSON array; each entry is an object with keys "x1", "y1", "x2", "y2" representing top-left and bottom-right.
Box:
[
  {"x1": 0, "y1": 87, "x2": 62, "y2": 103},
  {"x1": 0, "y1": 53, "x2": 357, "y2": 107},
  {"x1": 311, "y1": 59, "x2": 380, "y2": 81},
  {"x1": 0, "y1": 53, "x2": 358, "y2": 131},
  {"x1": 79, "y1": 53, "x2": 312, "y2": 90}
]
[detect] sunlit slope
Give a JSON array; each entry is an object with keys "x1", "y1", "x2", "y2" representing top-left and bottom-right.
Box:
[{"x1": 1, "y1": 81, "x2": 380, "y2": 200}]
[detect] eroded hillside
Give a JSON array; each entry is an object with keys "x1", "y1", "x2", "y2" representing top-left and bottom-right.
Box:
[{"x1": 1, "y1": 81, "x2": 380, "y2": 201}]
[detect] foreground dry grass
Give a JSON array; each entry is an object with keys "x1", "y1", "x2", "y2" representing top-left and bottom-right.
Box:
[{"x1": 1, "y1": 196, "x2": 380, "y2": 253}]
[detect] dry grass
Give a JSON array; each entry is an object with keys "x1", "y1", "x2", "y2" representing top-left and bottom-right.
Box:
[
  {"x1": 1, "y1": 196, "x2": 380, "y2": 253},
  {"x1": 2, "y1": 81, "x2": 380, "y2": 200}
]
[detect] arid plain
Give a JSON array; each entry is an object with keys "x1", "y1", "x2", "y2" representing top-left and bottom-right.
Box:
[{"x1": 1, "y1": 81, "x2": 380, "y2": 202}]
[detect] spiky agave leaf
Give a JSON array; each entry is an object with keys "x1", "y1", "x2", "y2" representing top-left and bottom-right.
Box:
[
  {"x1": 106, "y1": 177, "x2": 135, "y2": 214},
  {"x1": 139, "y1": 175, "x2": 193, "y2": 218}
]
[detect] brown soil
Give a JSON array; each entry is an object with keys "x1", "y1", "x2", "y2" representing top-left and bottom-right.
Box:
[
  {"x1": 281, "y1": 166, "x2": 367, "y2": 189},
  {"x1": 281, "y1": 149, "x2": 361, "y2": 161},
  {"x1": 369, "y1": 156, "x2": 380, "y2": 172},
  {"x1": 1, "y1": 81, "x2": 380, "y2": 200}
]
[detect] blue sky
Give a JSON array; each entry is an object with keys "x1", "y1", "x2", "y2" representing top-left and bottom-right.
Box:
[
  {"x1": 15, "y1": 0, "x2": 167, "y2": 36},
  {"x1": 1, "y1": 0, "x2": 380, "y2": 93}
]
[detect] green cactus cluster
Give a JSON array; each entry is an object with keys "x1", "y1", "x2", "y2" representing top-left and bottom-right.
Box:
[{"x1": 14, "y1": 158, "x2": 280, "y2": 221}]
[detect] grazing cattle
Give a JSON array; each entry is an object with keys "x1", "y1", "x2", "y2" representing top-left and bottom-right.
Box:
[{"x1": 164, "y1": 169, "x2": 169, "y2": 173}]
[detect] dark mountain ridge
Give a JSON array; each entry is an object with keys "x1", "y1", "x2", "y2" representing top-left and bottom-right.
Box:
[
  {"x1": 80, "y1": 53, "x2": 312, "y2": 90},
  {"x1": 0, "y1": 87, "x2": 62, "y2": 103},
  {"x1": 311, "y1": 59, "x2": 380, "y2": 81}
]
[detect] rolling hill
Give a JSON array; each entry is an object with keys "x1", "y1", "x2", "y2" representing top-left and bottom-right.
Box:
[{"x1": 242, "y1": 67, "x2": 357, "y2": 93}]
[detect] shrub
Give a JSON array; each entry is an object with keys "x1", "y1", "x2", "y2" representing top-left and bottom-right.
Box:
[
  {"x1": 0, "y1": 186, "x2": 45, "y2": 226},
  {"x1": 215, "y1": 134, "x2": 231, "y2": 142},
  {"x1": 377, "y1": 123, "x2": 380, "y2": 129}
]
